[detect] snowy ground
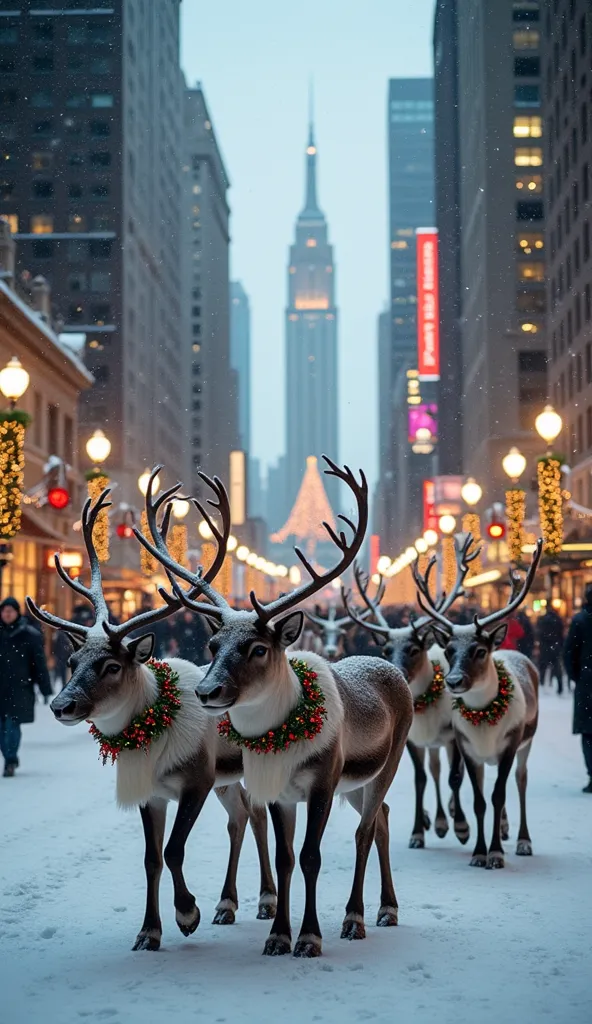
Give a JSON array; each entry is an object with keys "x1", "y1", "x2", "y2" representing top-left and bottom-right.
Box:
[{"x1": 1, "y1": 689, "x2": 590, "y2": 1024}]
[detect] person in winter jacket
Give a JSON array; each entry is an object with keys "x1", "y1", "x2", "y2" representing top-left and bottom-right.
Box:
[
  {"x1": 0, "y1": 596, "x2": 52, "y2": 777},
  {"x1": 563, "y1": 584, "x2": 592, "y2": 792},
  {"x1": 171, "y1": 609, "x2": 209, "y2": 664},
  {"x1": 498, "y1": 614, "x2": 525, "y2": 651},
  {"x1": 537, "y1": 607, "x2": 565, "y2": 693},
  {"x1": 516, "y1": 609, "x2": 535, "y2": 659}
]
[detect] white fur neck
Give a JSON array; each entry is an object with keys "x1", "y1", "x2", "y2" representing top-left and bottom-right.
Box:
[
  {"x1": 458, "y1": 658, "x2": 499, "y2": 710},
  {"x1": 90, "y1": 663, "x2": 158, "y2": 736},
  {"x1": 409, "y1": 645, "x2": 445, "y2": 699},
  {"x1": 228, "y1": 656, "x2": 301, "y2": 738}
]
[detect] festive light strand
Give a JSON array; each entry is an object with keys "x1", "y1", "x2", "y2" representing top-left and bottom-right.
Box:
[
  {"x1": 505, "y1": 488, "x2": 526, "y2": 564},
  {"x1": 537, "y1": 456, "x2": 563, "y2": 556},
  {"x1": 86, "y1": 473, "x2": 110, "y2": 562},
  {"x1": 441, "y1": 536, "x2": 456, "y2": 596},
  {"x1": 461, "y1": 513, "x2": 483, "y2": 576},
  {"x1": 168, "y1": 524, "x2": 187, "y2": 570},
  {"x1": 140, "y1": 510, "x2": 157, "y2": 575},
  {"x1": 0, "y1": 413, "x2": 28, "y2": 539}
]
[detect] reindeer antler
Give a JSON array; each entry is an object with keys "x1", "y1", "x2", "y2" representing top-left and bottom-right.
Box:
[
  {"x1": 473, "y1": 538, "x2": 543, "y2": 632},
  {"x1": 413, "y1": 533, "x2": 482, "y2": 633}
]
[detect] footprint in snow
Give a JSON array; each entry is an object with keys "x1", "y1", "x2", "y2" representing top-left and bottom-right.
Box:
[{"x1": 40, "y1": 927, "x2": 57, "y2": 939}]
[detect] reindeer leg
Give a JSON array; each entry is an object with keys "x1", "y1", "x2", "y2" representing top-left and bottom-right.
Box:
[
  {"x1": 243, "y1": 789, "x2": 277, "y2": 920},
  {"x1": 407, "y1": 740, "x2": 429, "y2": 848},
  {"x1": 164, "y1": 782, "x2": 212, "y2": 936},
  {"x1": 487, "y1": 746, "x2": 518, "y2": 869},
  {"x1": 345, "y1": 792, "x2": 399, "y2": 928},
  {"x1": 447, "y1": 739, "x2": 470, "y2": 845},
  {"x1": 294, "y1": 784, "x2": 337, "y2": 957},
  {"x1": 212, "y1": 784, "x2": 248, "y2": 925},
  {"x1": 429, "y1": 747, "x2": 449, "y2": 838},
  {"x1": 501, "y1": 805, "x2": 510, "y2": 841},
  {"x1": 263, "y1": 802, "x2": 296, "y2": 956},
  {"x1": 133, "y1": 799, "x2": 167, "y2": 951},
  {"x1": 515, "y1": 741, "x2": 533, "y2": 856},
  {"x1": 462, "y1": 752, "x2": 487, "y2": 866}
]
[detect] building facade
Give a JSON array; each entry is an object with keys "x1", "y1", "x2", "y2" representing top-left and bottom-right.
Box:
[
  {"x1": 0, "y1": 0, "x2": 188, "y2": 501},
  {"x1": 543, "y1": 0, "x2": 592, "y2": 509},
  {"x1": 230, "y1": 280, "x2": 251, "y2": 453},
  {"x1": 448, "y1": 0, "x2": 548, "y2": 504},
  {"x1": 285, "y1": 120, "x2": 338, "y2": 514},
  {"x1": 183, "y1": 84, "x2": 237, "y2": 498},
  {"x1": 378, "y1": 79, "x2": 435, "y2": 552}
]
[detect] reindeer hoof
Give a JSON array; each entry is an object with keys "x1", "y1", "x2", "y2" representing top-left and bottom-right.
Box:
[
  {"x1": 133, "y1": 929, "x2": 161, "y2": 951},
  {"x1": 263, "y1": 934, "x2": 291, "y2": 956},
  {"x1": 377, "y1": 905, "x2": 398, "y2": 927},
  {"x1": 423, "y1": 811, "x2": 431, "y2": 830},
  {"x1": 486, "y1": 853, "x2": 505, "y2": 870},
  {"x1": 469, "y1": 854, "x2": 487, "y2": 867},
  {"x1": 516, "y1": 839, "x2": 532, "y2": 856},
  {"x1": 454, "y1": 821, "x2": 470, "y2": 845},
  {"x1": 257, "y1": 895, "x2": 277, "y2": 920},
  {"x1": 409, "y1": 834, "x2": 425, "y2": 849},
  {"x1": 176, "y1": 904, "x2": 201, "y2": 935},
  {"x1": 341, "y1": 914, "x2": 366, "y2": 940},
  {"x1": 294, "y1": 935, "x2": 322, "y2": 958},
  {"x1": 213, "y1": 908, "x2": 235, "y2": 925},
  {"x1": 435, "y1": 818, "x2": 449, "y2": 839},
  {"x1": 501, "y1": 827, "x2": 510, "y2": 841}
]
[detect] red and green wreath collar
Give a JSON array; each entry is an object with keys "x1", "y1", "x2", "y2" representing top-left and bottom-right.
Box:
[
  {"x1": 89, "y1": 659, "x2": 182, "y2": 765},
  {"x1": 452, "y1": 659, "x2": 514, "y2": 727},
  {"x1": 413, "y1": 661, "x2": 446, "y2": 714},
  {"x1": 218, "y1": 658, "x2": 327, "y2": 755}
]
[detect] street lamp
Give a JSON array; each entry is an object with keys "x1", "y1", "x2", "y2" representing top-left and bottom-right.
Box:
[
  {"x1": 438, "y1": 514, "x2": 456, "y2": 535},
  {"x1": 535, "y1": 405, "x2": 563, "y2": 449},
  {"x1": 171, "y1": 498, "x2": 189, "y2": 519},
  {"x1": 502, "y1": 447, "x2": 527, "y2": 564},
  {"x1": 0, "y1": 357, "x2": 30, "y2": 409},
  {"x1": 423, "y1": 528, "x2": 438, "y2": 547},
  {"x1": 535, "y1": 406, "x2": 564, "y2": 558},
  {"x1": 0, "y1": 358, "x2": 31, "y2": 583},
  {"x1": 415, "y1": 537, "x2": 428, "y2": 554},
  {"x1": 83, "y1": 429, "x2": 111, "y2": 562},
  {"x1": 460, "y1": 478, "x2": 482, "y2": 507},
  {"x1": 138, "y1": 468, "x2": 160, "y2": 496},
  {"x1": 460, "y1": 477, "x2": 483, "y2": 575},
  {"x1": 502, "y1": 446, "x2": 527, "y2": 483},
  {"x1": 86, "y1": 429, "x2": 111, "y2": 467}
]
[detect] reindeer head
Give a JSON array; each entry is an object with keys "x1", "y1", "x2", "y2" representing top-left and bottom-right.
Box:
[
  {"x1": 304, "y1": 604, "x2": 361, "y2": 660},
  {"x1": 414, "y1": 536, "x2": 543, "y2": 695},
  {"x1": 137, "y1": 458, "x2": 368, "y2": 713}
]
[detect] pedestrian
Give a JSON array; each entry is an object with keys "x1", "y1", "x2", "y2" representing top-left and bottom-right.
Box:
[
  {"x1": 563, "y1": 585, "x2": 592, "y2": 793},
  {"x1": 52, "y1": 629, "x2": 72, "y2": 690},
  {"x1": 0, "y1": 596, "x2": 52, "y2": 778},
  {"x1": 516, "y1": 609, "x2": 535, "y2": 659},
  {"x1": 537, "y1": 604, "x2": 564, "y2": 693},
  {"x1": 498, "y1": 613, "x2": 525, "y2": 651},
  {"x1": 171, "y1": 609, "x2": 210, "y2": 664}
]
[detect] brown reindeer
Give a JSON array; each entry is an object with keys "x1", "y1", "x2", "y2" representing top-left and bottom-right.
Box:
[
  {"x1": 136, "y1": 457, "x2": 413, "y2": 958},
  {"x1": 26, "y1": 479, "x2": 276, "y2": 950},
  {"x1": 415, "y1": 536, "x2": 543, "y2": 869}
]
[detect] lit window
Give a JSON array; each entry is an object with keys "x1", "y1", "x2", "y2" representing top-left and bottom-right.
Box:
[
  {"x1": 517, "y1": 232, "x2": 544, "y2": 254},
  {"x1": 520, "y1": 322, "x2": 538, "y2": 333},
  {"x1": 396, "y1": 228, "x2": 414, "y2": 237},
  {"x1": 513, "y1": 116, "x2": 542, "y2": 138},
  {"x1": 192, "y1": 205, "x2": 200, "y2": 214},
  {"x1": 192, "y1": 185, "x2": 201, "y2": 195},
  {"x1": 91, "y1": 94, "x2": 113, "y2": 108},
  {"x1": 513, "y1": 29, "x2": 540, "y2": 49},
  {"x1": 306, "y1": 238, "x2": 317, "y2": 247},
  {"x1": 515, "y1": 147, "x2": 543, "y2": 166},
  {"x1": 517, "y1": 262, "x2": 545, "y2": 282},
  {"x1": 515, "y1": 174, "x2": 542, "y2": 192},
  {"x1": 68, "y1": 213, "x2": 86, "y2": 231},
  {"x1": 30, "y1": 214, "x2": 53, "y2": 234},
  {"x1": 31, "y1": 151, "x2": 53, "y2": 171},
  {"x1": 192, "y1": 344, "x2": 200, "y2": 353},
  {"x1": 2, "y1": 214, "x2": 18, "y2": 233},
  {"x1": 391, "y1": 240, "x2": 408, "y2": 249}
]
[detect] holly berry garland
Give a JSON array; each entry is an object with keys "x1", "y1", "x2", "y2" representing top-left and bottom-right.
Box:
[
  {"x1": 218, "y1": 659, "x2": 327, "y2": 755},
  {"x1": 88, "y1": 659, "x2": 182, "y2": 765},
  {"x1": 413, "y1": 661, "x2": 446, "y2": 714},
  {"x1": 452, "y1": 660, "x2": 514, "y2": 727}
]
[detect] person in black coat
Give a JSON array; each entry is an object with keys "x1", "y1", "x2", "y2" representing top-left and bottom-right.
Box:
[
  {"x1": 171, "y1": 609, "x2": 209, "y2": 664},
  {"x1": 563, "y1": 584, "x2": 592, "y2": 792},
  {"x1": 537, "y1": 607, "x2": 565, "y2": 693},
  {"x1": 0, "y1": 596, "x2": 52, "y2": 777},
  {"x1": 516, "y1": 609, "x2": 535, "y2": 659}
]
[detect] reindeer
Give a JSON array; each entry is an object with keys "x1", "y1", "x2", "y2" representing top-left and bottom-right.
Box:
[
  {"x1": 136, "y1": 457, "x2": 413, "y2": 958},
  {"x1": 26, "y1": 480, "x2": 277, "y2": 951},
  {"x1": 304, "y1": 587, "x2": 382, "y2": 660},
  {"x1": 415, "y1": 536, "x2": 543, "y2": 869},
  {"x1": 342, "y1": 554, "x2": 474, "y2": 850}
]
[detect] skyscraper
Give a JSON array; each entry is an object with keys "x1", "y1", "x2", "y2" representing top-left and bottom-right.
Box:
[
  {"x1": 183, "y1": 84, "x2": 237, "y2": 498},
  {"x1": 1, "y1": 0, "x2": 188, "y2": 494},
  {"x1": 230, "y1": 280, "x2": 251, "y2": 453},
  {"x1": 285, "y1": 117, "x2": 338, "y2": 513}
]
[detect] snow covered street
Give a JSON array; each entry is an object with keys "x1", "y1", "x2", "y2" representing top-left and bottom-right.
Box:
[{"x1": 1, "y1": 690, "x2": 590, "y2": 1024}]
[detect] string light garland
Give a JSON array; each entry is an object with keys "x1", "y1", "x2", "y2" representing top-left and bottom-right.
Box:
[
  {"x1": 413, "y1": 662, "x2": 445, "y2": 714},
  {"x1": 537, "y1": 455, "x2": 563, "y2": 556},
  {"x1": 461, "y1": 513, "x2": 483, "y2": 576},
  {"x1": 0, "y1": 411, "x2": 29, "y2": 539},
  {"x1": 505, "y1": 488, "x2": 526, "y2": 564},
  {"x1": 140, "y1": 510, "x2": 157, "y2": 575},
  {"x1": 441, "y1": 536, "x2": 456, "y2": 595},
  {"x1": 168, "y1": 524, "x2": 187, "y2": 570},
  {"x1": 85, "y1": 470, "x2": 110, "y2": 562}
]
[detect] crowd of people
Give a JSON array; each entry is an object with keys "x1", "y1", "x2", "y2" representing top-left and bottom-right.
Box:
[{"x1": 0, "y1": 588, "x2": 590, "y2": 792}]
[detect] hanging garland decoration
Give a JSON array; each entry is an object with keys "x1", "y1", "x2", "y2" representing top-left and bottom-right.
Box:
[
  {"x1": 0, "y1": 411, "x2": 30, "y2": 540},
  {"x1": 169, "y1": 524, "x2": 187, "y2": 570},
  {"x1": 537, "y1": 455, "x2": 563, "y2": 556},
  {"x1": 413, "y1": 661, "x2": 445, "y2": 714},
  {"x1": 441, "y1": 536, "x2": 456, "y2": 596},
  {"x1": 139, "y1": 510, "x2": 158, "y2": 575},
  {"x1": 505, "y1": 488, "x2": 526, "y2": 564},
  {"x1": 461, "y1": 513, "x2": 483, "y2": 577},
  {"x1": 85, "y1": 469, "x2": 110, "y2": 562},
  {"x1": 452, "y1": 660, "x2": 514, "y2": 727},
  {"x1": 218, "y1": 659, "x2": 326, "y2": 754}
]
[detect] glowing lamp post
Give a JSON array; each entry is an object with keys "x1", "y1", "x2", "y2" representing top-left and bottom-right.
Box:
[
  {"x1": 535, "y1": 406, "x2": 564, "y2": 557},
  {"x1": 84, "y1": 430, "x2": 112, "y2": 563},
  {"x1": 460, "y1": 477, "x2": 483, "y2": 576},
  {"x1": 502, "y1": 447, "x2": 527, "y2": 564},
  {"x1": 0, "y1": 357, "x2": 31, "y2": 592}
]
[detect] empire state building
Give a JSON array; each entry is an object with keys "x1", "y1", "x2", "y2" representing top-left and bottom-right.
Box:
[{"x1": 285, "y1": 119, "x2": 339, "y2": 512}]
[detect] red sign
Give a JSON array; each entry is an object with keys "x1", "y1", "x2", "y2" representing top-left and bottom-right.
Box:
[
  {"x1": 423, "y1": 480, "x2": 438, "y2": 533},
  {"x1": 416, "y1": 228, "x2": 440, "y2": 380}
]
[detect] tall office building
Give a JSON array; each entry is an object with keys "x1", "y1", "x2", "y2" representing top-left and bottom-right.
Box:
[
  {"x1": 183, "y1": 84, "x2": 237, "y2": 497},
  {"x1": 439, "y1": 0, "x2": 547, "y2": 503},
  {"x1": 377, "y1": 79, "x2": 435, "y2": 552},
  {"x1": 1, "y1": 0, "x2": 188, "y2": 494},
  {"x1": 230, "y1": 280, "x2": 251, "y2": 453},
  {"x1": 285, "y1": 117, "x2": 338, "y2": 513},
  {"x1": 543, "y1": 0, "x2": 592, "y2": 508}
]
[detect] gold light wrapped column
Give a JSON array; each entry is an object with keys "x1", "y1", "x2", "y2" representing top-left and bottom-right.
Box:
[
  {"x1": 441, "y1": 536, "x2": 456, "y2": 595},
  {"x1": 0, "y1": 413, "x2": 28, "y2": 539},
  {"x1": 169, "y1": 524, "x2": 187, "y2": 570},
  {"x1": 537, "y1": 456, "x2": 563, "y2": 556},
  {"x1": 85, "y1": 470, "x2": 110, "y2": 562},
  {"x1": 505, "y1": 488, "x2": 526, "y2": 563},
  {"x1": 461, "y1": 512, "x2": 483, "y2": 577}
]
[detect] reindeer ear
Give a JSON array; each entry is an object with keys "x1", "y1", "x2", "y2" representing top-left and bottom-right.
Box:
[
  {"x1": 127, "y1": 633, "x2": 155, "y2": 663},
  {"x1": 274, "y1": 611, "x2": 304, "y2": 649},
  {"x1": 67, "y1": 632, "x2": 86, "y2": 651},
  {"x1": 489, "y1": 623, "x2": 508, "y2": 648}
]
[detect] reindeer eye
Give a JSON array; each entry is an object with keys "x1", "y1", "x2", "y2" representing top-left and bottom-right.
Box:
[
  {"x1": 476, "y1": 649, "x2": 487, "y2": 660},
  {"x1": 251, "y1": 645, "x2": 268, "y2": 658},
  {"x1": 104, "y1": 662, "x2": 121, "y2": 676}
]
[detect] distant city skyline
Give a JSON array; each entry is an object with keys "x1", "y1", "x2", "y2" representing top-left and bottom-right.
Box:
[{"x1": 181, "y1": 0, "x2": 435, "y2": 484}]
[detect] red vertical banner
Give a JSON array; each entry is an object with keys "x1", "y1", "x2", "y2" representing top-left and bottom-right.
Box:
[
  {"x1": 369, "y1": 534, "x2": 380, "y2": 575},
  {"x1": 423, "y1": 480, "x2": 438, "y2": 533},
  {"x1": 416, "y1": 228, "x2": 440, "y2": 380}
]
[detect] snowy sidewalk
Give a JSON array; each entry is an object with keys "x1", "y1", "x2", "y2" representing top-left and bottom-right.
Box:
[{"x1": 1, "y1": 690, "x2": 590, "y2": 1024}]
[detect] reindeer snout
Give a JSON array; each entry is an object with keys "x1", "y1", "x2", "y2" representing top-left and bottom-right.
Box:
[
  {"x1": 446, "y1": 673, "x2": 469, "y2": 694},
  {"x1": 197, "y1": 685, "x2": 223, "y2": 705},
  {"x1": 50, "y1": 692, "x2": 88, "y2": 724},
  {"x1": 195, "y1": 671, "x2": 237, "y2": 712}
]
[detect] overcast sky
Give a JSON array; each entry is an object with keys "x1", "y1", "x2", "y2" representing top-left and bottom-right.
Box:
[{"x1": 181, "y1": 0, "x2": 435, "y2": 485}]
